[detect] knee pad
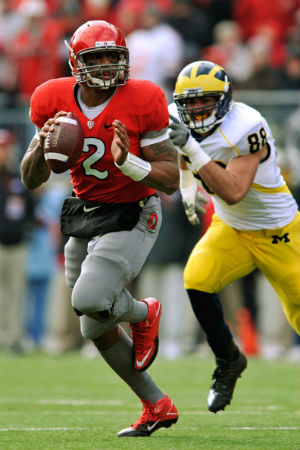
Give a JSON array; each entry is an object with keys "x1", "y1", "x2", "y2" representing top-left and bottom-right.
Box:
[
  {"x1": 184, "y1": 253, "x2": 222, "y2": 292},
  {"x1": 72, "y1": 283, "x2": 113, "y2": 315},
  {"x1": 71, "y1": 256, "x2": 120, "y2": 314}
]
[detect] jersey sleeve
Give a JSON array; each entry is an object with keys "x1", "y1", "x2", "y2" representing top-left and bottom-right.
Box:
[
  {"x1": 139, "y1": 83, "x2": 169, "y2": 139},
  {"x1": 30, "y1": 80, "x2": 55, "y2": 128},
  {"x1": 231, "y1": 106, "x2": 270, "y2": 157}
]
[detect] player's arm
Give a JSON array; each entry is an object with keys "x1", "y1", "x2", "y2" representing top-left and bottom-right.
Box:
[
  {"x1": 112, "y1": 119, "x2": 179, "y2": 194},
  {"x1": 21, "y1": 111, "x2": 67, "y2": 190},
  {"x1": 21, "y1": 135, "x2": 51, "y2": 190},
  {"x1": 169, "y1": 114, "x2": 267, "y2": 204},
  {"x1": 198, "y1": 147, "x2": 267, "y2": 204},
  {"x1": 139, "y1": 138, "x2": 179, "y2": 194}
]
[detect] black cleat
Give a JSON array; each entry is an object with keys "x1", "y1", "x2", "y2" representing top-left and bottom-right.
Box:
[{"x1": 207, "y1": 352, "x2": 247, "y2": 413}]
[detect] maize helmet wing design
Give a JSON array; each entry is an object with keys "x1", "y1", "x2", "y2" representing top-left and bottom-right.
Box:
[
  {"x1": 65, "y1": 20, "x2": 129, "y2": 89},
  {"x1": 174, "y1": 61, "x2": 232, "y2": 133}
]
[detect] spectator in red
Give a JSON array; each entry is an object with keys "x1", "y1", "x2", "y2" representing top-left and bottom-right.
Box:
[
  {"x1": 0, "y1": 0, "x2": 25, "y2": 103},
  {"x1": 248, "y1": 19, "x2": 287, "y2": 68},
  {"x1": 233, "y1": 0, "x2": 299, "y2": 43},
  {"x1": 9, "y1": 0, "x2": 64, "y2": 104}
]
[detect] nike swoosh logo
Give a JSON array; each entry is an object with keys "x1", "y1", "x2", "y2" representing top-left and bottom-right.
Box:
[
  {"x1": 147, "y1": 420, "x2": 159, "y2": 432},
  {"x1": 104, "y1": 122, "x2": 113, "y2": 129},
  {"x1": 83, "y1": 205, "x2": 101, "y2": 213},
  {"x1": 136, "y1": 347, "x2": 152, "y2": 368}
]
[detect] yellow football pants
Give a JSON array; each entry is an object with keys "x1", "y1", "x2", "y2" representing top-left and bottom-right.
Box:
[{"x1": 184, "y1": 212, "x2": 300, "y2": 334}]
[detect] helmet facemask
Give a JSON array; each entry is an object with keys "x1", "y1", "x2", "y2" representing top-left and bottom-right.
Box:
[
  {"x1": 65, "y1": 39, "x2": 129, "y2": 89},
  {"x1": 174, "y1": 61, "x2": 233, "y2": 134},
  {"x1": 175, "y1": 91, "x2": 229, "y2": 134}
]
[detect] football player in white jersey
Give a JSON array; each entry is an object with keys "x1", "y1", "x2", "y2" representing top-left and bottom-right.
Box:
[{"x1": 168, "y1": 60, "x2": 300, "y2": 414}]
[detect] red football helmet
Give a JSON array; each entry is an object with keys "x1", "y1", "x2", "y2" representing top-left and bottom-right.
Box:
[{"x1": 65, "y1": 20, "x2": 130, "y2": 89}]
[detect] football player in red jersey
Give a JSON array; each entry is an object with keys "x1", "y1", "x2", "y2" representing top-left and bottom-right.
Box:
[{"x1": 21, "y1": 20, "x2": 179, "y2": 437}]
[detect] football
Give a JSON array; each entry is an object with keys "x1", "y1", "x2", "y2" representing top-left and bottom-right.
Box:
[{"x1": 44, "y1": 112, "x2": 84, "y2": 174}]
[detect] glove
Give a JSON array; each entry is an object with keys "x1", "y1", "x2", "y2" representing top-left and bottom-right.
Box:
[
  {"x1": 180, "y1": 169, "x2": 208, "y2": 225},
  {"x1": 183, "y1": 191, "x2": 208, "y2": 225},
  {"x1": 169, "y1": 114, "x2": 211, "y2": 171},
  {"x1": 169, "y1": 114, "x2": 190, "y2": 147}
]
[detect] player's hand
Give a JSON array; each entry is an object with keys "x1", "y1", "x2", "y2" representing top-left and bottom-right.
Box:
[
  {"x1": 169, "y1": 114, "x2": 191, "y2": 147},
  {"x1": 181, "y1": 185, "x2": 208, "y2": 225},
  {"x1": 40, "y1": 111, "x2": 67, "y2": 147},
  {"x1": 111, "y1": 119, "x2": 129, "y2": 165}
]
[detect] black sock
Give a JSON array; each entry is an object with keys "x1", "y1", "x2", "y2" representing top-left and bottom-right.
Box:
[{"x1": 187, "y1": 289, "x2": 239, "y2": 360}]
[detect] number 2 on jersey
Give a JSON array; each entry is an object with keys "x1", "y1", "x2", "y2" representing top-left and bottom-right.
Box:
[{"x1": 82, "y1": 137, "x2": 108, "y2": 180}]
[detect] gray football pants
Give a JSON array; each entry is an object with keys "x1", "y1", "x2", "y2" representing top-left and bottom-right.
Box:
[{"x1": 64, "y1": 195, "x2": 162, "y2": 340}]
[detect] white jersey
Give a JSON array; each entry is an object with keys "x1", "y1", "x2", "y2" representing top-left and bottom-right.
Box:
[{"x1": 169, "y1": 101, "x2": 298, "y2": 230}]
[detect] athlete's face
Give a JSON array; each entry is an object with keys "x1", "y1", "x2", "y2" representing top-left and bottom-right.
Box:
[
  {"x1": 83, "y1": 51, "x2": 120, "y2": 80},
  {"x1": 185, "y1": 95, "x2": 219, "y2": 120}
]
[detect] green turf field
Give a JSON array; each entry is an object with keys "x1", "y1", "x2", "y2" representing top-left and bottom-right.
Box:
[{"x1": 0, "y1": 352, "x2": 298, "y2": 450}]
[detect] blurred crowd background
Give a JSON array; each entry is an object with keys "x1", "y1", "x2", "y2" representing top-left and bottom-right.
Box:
[{"x1": 0, "y1": 0, "x2": 299, "y2": 360}]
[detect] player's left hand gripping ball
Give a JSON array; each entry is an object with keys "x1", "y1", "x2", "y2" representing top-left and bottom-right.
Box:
[{"x1": 44, "y1": 112, "x2": 84, "y2": 173}]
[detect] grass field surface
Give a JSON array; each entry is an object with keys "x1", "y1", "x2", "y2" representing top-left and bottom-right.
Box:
[{"x1": 0, "y1": 352, "x2": 299, "y2": 450}]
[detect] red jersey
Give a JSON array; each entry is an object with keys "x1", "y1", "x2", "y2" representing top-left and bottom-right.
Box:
[{"x1": 30, "y1": 77, "x2": 169, "y2": 203}]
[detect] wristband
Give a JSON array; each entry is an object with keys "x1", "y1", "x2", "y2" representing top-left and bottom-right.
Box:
[
  {"x1": 182, "y1": 135, "x2": 211, "y2": 171},
  {"x1": 115, "y1": 152, "x2": 151, "y2": 181}
]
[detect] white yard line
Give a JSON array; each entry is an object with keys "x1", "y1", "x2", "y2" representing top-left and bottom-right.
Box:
[
  {"x1": 0, "y1": 427, "x2": 94, "y2": 432},
  {"x1": 230, "y1": 427, "x2": 299, "y2": 430},
  {"x1": 183, "y1": 410, "x2": 299, "y2": 415},
  {"x1": 38, "y1": 399, "x2": 123, "y2": 406},
  {"x1": 0, "y1": 399, "x2": 123, "y2": 406}
]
